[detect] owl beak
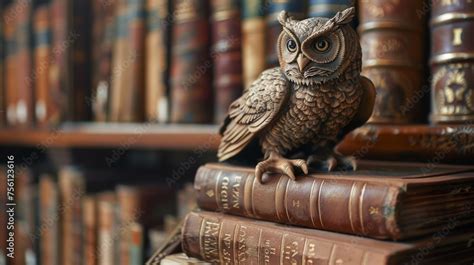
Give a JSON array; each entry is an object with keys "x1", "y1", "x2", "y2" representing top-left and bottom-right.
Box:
[{"x1": 297, "y1": 54, "x2": 310, "y2": 72}]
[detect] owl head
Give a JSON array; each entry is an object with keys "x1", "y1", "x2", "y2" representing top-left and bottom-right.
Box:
[{"x1": 277, "y1": 7, "x2": 360, "y2": 86}]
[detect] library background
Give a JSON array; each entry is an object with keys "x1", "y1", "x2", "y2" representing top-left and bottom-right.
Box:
[{"x1": 0, "y1": 0, "x2": 473, "y2": 264}]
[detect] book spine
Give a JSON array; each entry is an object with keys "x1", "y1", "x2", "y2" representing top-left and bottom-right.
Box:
[
  {"x1": 129, "y1": 223, "x2": 144, "y2": 265},
  {"x1": 110, "y1": 0, "x2": 129, "y2": 122},
  {"x1": 39, "y1": 175, "x2": 59, "y2": 265},
  {"x1": 49, "y1": 0, "x2": 70, "y2": 124},
  {"x1": 194, "y1": 165, "x2": 401, "y2": 239},
  {"x1": 211, "y1": 0, "x2": 243, "y2": 123},
  {"x1": 97, "y1": 193, "x2": 118, "y2": 265},
  {"x1": 182, "y1": 211, "x2": 390, "y2": 264},
  {"x1": 59, "y1": 167, "x2": 86, "y2": 265},
  {"x1": 34, "y1": 4, "x2": 53, "y2": 127},
  {"x1": 123, "y1": 0, "x2": 146, "y2": 122},
  {"x1": 265, "y1": 0, "x2": 306, "y2": 68},
  {"x1": 430, "y1": 0, "x2": 474, "y2": 124},
  {"x1": 4, "y1": 3, "x2": 18, "y2": 127},
  {"x1": 309, "y1": 0, "x2": 354, "y2": 18},
  {"x1": 358, "y1": 0, "x2": 427, "y2": 124},
  {"x1": 82, "y1": 196, "x2": 98, "y2": 265},
  {"x1": 145, "y1": 0, "x2": 169, "y2": 123},
  {"x1": 241, "y1": 0, "x2": 266, "y2": 89},
  {"x1": 15, "y1": 0, "x2": 34, "y2": 128},
  {"x1": 170, "y1": 0, "x2": 213, "y2": 123},
  {"x1": 71, "y1": 0, "x2": 93, "y2": 121},
  {"x1": 92, "y1": 0, "x2": 116, "y2": 122}
]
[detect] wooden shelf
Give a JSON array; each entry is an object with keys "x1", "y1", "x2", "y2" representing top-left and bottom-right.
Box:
[
  {"x1": 1, "y1": 123, "x2": 472, "y2": 163},
  {"x1": 0, "y1": 123, "x2": 221, "y2": 150},
  {"x1": 337, "y1": 124, "x2": 474, "y2": 164}
]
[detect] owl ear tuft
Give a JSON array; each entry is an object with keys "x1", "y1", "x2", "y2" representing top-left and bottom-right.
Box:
[
  {"x1": 278, "y1": 11, "x2": 289, "y2": 27},
  {"x1": 332, "y1": 7, "x2": 355, "y2": 26}
]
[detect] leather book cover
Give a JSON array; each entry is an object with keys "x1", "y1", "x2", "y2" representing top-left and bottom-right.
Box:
[
  {"x1": 49, "y1": 0, "x2": 71, "y2": 123},
  {"x1": 241, "y1": 0, "x2": 266, "y2": 89},
  {"x1": 91, "y1": 0, "x2": 116, "y2": 122},
  {"x1": 59, "y1": 167, "x2": 86, "y2": 265},
  {"x1": 15, "y1": 0, "x2": 34, "y2": 128},
  {"x1": 34, "y1": 4, "x2": 55, "y2": 127},
  {"x1": 3, "y1": 2, "x2": 17, "y2": 127},
  {"x1": 170, "y1": 0, "x2": 213, "y2": 123},
  {"x1": 358, "y1": 0, "x2": 427, "y2": 124},
  {"x1": 82, "y1": 195, "x2": 98, "y2": 265},
  {"x1": 110, "y1": 0, "x2": 129, "y2": 122},
  {"x1": 194, "y1": 161, "x2": 474, "y2": 240},
  {"x1": 129, "y1": 222, "x2": 145, "y2": 265},
  {"x1": 430, "y1": 0, "x2": 474, "y2": 124},
  {"x1": 97, "y1": 192, "x2": 119, "y2": 265},
  {"x1": 124, "y1": 0, "x2": 146, "y2": 122},
  {"x1": 265, "y1": 0, "x2": 306, "y2": 68},
  {"x1": 39, "y1": 175, "x2": 60, "y2": 265},
  {"x1": 145, "y1": 0, "x2": 170, "y2": 123},
  {"x1": 70, "y1": 0, "x2": 93, "y2": 121},
  {"x1": 182, "y1": 211, "x2": 474, "y2": 265},
  {"x1": 15, "y1": 168, "x2": 36, "y2": 265},
  {"x1": 309, "y1": 0, "x2": 354, "y2": 17},
  {"x1": 110, "y1": 0, "x2": 146, "y2": 122},
  {"x1": 211, "y1": 0, "x2": 243, "y2": 123},
  {"x1": 116, "y1": 184, "x2": 175, "y2": 265}
]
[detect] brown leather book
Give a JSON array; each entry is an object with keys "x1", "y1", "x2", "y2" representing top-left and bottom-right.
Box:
[
  {"x1": 170, "y1": 0, "x2": 213, "y2": 123},
  {"x1": 59, "y1": 167, "x2": 86, "y2": 265},
  {"x1": 359, "y1": 0, "x2": 427, "y2": 124},
  {"x1": 3, "y1": 2, "x2": 17, "y2": 127},
  {"x1": 194, "y1": 161, "x2": 474, "y2": 240},
  {"x1": 83, "y1": 195, "x2": 98, "y2": 265},
  {"x1": 145, "y1": 0, "x2": 170, "y2": 123},
  {"x1": 15, "y1": 0, "x2": 34, "y2": 128},
  {"x1": 211, "y1": 0, "x2": 243, "y2": 123},
  {"x1": 430, "y1": 0, "x2": 474, "y2": 124},
  {"x1": 91, "y1": 0, "x2": 116, "y2": 122},
  {"x1": 116, "y1": 184, "x2": 175, "y2": 265},
  {"x1": 183, "y1": 211, "x2": 474, "y2": 264},
  {"x1": 39, "y1": 175, "x2": 60, "y2": 265},
  {"x1": 125, "y1": 0, "x2": 146, "y2": 122},
  {"x1": 241, "y1": 0, "x2": 266, "y2": 89},
  {"x1": 34, "y1": 4, "x2": 55, "y2": 127},
  {"x1": 97, "y1": 192, "x2": 118, "y2": 265}
]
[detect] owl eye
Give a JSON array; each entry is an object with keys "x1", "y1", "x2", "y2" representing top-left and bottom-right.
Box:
[
  {"x1": 286, "y1": 39, "x2": 297, "y2": 52},
  {"x1": 314, "y1": 38, "x2": 331, "y2": 53}
]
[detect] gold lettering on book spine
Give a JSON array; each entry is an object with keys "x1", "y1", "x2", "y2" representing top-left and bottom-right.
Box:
[
  {"x1": 236, "y1": 225, "x2": 248, "y2": 263},
  {"x1": 263, "y1": 239, "x2": 277, "y2": 265},
  {"x1": 222, "y1": 233, "x2": 232, "y2": 264},
  {"x1": 232, "y1": 176, "x2": 241, "y2": 209},
  {"x1": 220, "y1": 176, "x2": 230, "y2": 209},
  {"x1": 201, "y1": 219, "x2": 220, "y2": 263}
]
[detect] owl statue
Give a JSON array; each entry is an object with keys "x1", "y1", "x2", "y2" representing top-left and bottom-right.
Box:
[{"x1": 218, "y1": 7, "x2": 376, "y2": 182}]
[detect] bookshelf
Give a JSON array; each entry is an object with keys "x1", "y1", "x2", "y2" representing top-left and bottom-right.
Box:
[
  {"x1": 0, "y1": 123, "x2": 221, "y2": 150},
  {"x1": 1, "y1": 123, "x2": 472, "y2": 164}
]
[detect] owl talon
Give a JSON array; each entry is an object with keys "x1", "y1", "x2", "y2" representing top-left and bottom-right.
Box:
[{"x1": 255, "y1": 157, "x2": 308, "y2": 183}]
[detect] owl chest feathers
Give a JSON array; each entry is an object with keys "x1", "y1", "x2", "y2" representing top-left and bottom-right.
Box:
[{"x1": 262, "y1": 81, "x2": 362, "y2": 153}]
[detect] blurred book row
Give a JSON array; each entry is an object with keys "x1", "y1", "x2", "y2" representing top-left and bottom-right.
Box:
[
  {"x1": 0, "y1": 165, "x2": 197, "y2": 265},
  {"x1": 1, "y1": 0, "x2": 472, "y2": 128}
]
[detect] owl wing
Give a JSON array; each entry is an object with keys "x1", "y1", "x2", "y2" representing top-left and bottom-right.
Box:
[
  {"x1": 339, "y1": 76, "x2": 376, "y2": 139},
  {"x1": 218, "y1": 68, "x2": 290, "y2": 161}
]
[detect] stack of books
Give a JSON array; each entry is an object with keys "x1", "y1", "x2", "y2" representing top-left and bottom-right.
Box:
[{"x1": 151, "y1": 161, "x2": 474, "y2": 264}]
